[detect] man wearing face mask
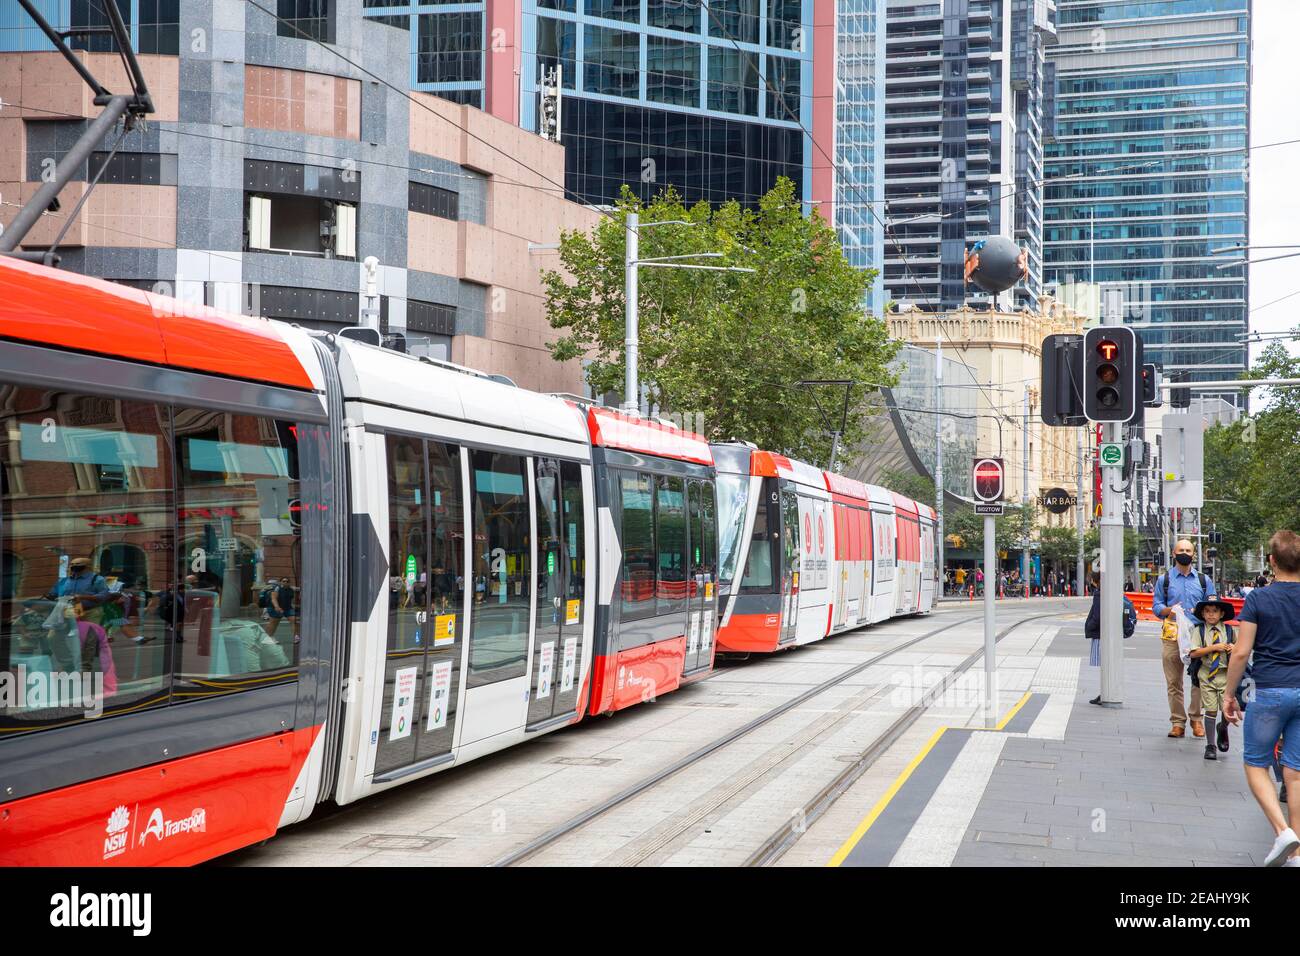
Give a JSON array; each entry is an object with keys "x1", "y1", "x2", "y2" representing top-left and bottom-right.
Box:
[{"x1": 1153, "y1": 539, "x2": 1217, "y2": 739}]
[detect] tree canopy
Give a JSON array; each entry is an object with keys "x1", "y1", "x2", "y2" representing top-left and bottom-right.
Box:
[{"x1": 542, "y1": 178, "x2": 900, "y2": 463}]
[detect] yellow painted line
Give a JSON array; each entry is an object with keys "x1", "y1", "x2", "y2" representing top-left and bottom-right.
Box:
[
  {"x1": 827, "y1": 725, "x2": 947, "y2": 867},
  {"x1": 826, "y1": 692, "x2": 1032, "y2": 867}
]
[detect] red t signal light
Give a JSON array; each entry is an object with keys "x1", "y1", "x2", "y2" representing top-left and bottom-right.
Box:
[
  {"x1": 1095, "y1": 339, "x2": 1119, "y2": 361},
  {"x1": 972, "y1": 457, "x2": 1005, "y2": 502}
]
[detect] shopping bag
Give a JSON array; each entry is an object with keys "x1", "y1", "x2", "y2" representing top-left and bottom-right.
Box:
[{"x1": 1174, "y1": 604, "x2": 1195, "y2": 666}]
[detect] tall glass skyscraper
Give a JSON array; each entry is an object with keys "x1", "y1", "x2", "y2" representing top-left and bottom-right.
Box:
[
  {"x1": 835, "y1": 0, "x2": 888, "y2": 318},
  {"x1": 883, "y1": 0, "x2": 1056, "y2": 313},
  {"x1": 1045, "y1": 0, "x2": 1250, "y2": 404}
]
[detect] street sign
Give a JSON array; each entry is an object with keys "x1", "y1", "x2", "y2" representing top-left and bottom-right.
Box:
[
  {"x1": 1038, "y1": 488, "x2": 1077, "y2": 514},
  {"x1": 1162, "y1": 413, "x2": 1204, "y2": 509},
  {"x1": 1099, "y1": 442, "x2": 1124, "y2": 468},
  {"x1": 972, "y1": 458, "x2": 1005, "y2": 502},
  {"x1": 974, "y1": 503, "x2": 1004, "y2": 516}
]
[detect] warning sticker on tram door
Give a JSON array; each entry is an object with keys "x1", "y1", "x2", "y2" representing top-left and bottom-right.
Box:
[
  {"x1": 537, "y1": 642, "x2": 555, "y2": 699},
  {"x1": 434, "y1": 613, "x2": 456, "y2": 646},
  {"x1": 389, "y1": 666, "x2": 418, "y2": 741},
  {"x1": 700, "y1": 611, "x2": 712, "y2": 650},
  {"x1": 561, "y1": 637, "x2": 577, "y2": 692},
  {"x1": 565, "y1": 599, "x2": 580, "y2": 625},
  {"x1": 426, "y1": 660, "x2": 452, "y2": 731},
  {"x1": 687, "y1": 611, "x2": 701, "y2": 653}
]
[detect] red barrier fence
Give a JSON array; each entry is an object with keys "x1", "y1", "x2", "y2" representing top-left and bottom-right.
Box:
[{"x1": 1126, "y1": 591, "x2": 1244, "y2": 622}]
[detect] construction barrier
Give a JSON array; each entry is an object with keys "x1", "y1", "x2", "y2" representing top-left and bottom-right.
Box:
[{"x1": 1125, "y1": 591, "x2": 1244, "y2": 623}]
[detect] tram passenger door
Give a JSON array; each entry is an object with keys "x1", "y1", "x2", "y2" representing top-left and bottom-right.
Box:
[
  {"x1": 527, "y1": 458, "x2": 586, "y2": 727},
  {"x1": 778, "y1": 488, "x2": 800, "y2": 645},
  {"x1": 684, "y1": 480, "x2": 718, "y2": 673},
  {"x1": 372, "y1": 436, "x2": 464, "y2": 779}
]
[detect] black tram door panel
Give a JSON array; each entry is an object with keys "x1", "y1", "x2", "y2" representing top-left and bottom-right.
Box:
[
  {"x1": 684, "y1": 479, "x2": 718, "y2": 672},
  {"x1": 528, "y1": 458, "x2": 586, "y2": 726},
  {"x1": 779, "y1": 487, "x2": 801, "y2": 645},
  {"x1": 373, "y1": 435, "x2": 464, "y2": 777}
]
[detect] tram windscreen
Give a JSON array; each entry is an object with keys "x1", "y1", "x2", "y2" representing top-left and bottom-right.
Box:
[{"x1": 716, "y1": 475, "x2": 749, "y2": 586}]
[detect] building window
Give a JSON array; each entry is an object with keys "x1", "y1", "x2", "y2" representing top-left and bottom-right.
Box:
[
  {"x1": 767, "y1": 0, "x2": 801, "y2": 52},
  {"x1": 584, "y1": 25, "x2": 640, "y2": 99},
  {"x1": 708, "y1": 0, "x2": 759, "y2": 44},
  {"x1": 537, "y1": 17, "x2": 577, "y2": 89},
  {"x1": 707, "y1": 47, "x2": 759, "y2": 116},
  {"x1": 766, "y1": 55, "x2": 800, "y2": 122},
  {"x1": 407, "y1": 299, "x2": 457, "y2": 336},
  {"x1": 138, "y1": 0, "x2": 180, "y2": 54},
  {"x1": 409, "y1": 181, "x2": 459, "y2": 220},
  {"x1": 245, "y1": 194, "x2": 357, "y2": 260},
  {"x1": 434, "y1": 89, "x2": 483, "y2": 107},
  {"x1": 69, "y1": 0, "x2": 128, "y2": 52},
  {"x1": 249, "y1": 286, "x2": 359, "y2": 328},
  {"x1": 587, "y1": 0, "x2": 640, "y2": 24},
  {"x1": 647, "y1": 36, "x2": 700, "y2": 107},
  {"x1": 648, "y1": 0, "x2": 701, "y2": 34},
  {"x1": 277, "y1": 0, "x2": 335, "y2": 43},
  {"x1": 88, "y1": 152, "x2": 179, "y2": 186},
  {"x1": 417, "y1": 12, "x2": 483, "y2": 84}
]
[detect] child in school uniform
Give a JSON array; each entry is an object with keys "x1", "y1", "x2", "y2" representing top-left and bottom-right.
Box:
[{"x1": 1189, "y1": 599, "x2": 1237, "y2": 761}]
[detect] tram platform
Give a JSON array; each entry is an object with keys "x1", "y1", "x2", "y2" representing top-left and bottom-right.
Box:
[
  {"x1": 222, "y1": 600, "x2": 1282, "y2": 868},
  {"x1": 804, "y1": 617, "x2": 1282, "y2": 868}
]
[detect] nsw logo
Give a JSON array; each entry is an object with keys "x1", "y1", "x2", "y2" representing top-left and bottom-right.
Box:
[{"x1": 103, "y1": 805, "x2": 130, "y2": 860}]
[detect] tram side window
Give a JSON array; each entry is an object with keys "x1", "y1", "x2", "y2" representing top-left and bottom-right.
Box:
[
  {"x1": 741, "y1": 496, "x2": 775, "y2": 591},
  {"x1": 619, "y1": 471, "x2": 655, "y2": 620},
  {"x1": 173, "y1": 409, "x2": 300, "y2": 696},
  {"x1": 468, "y1": 450, "x2": 531, "y2": 686},
  {"x1": 655, "y1": 475, "x2": 687, "y2": 616},
  {"x1": 0, "y1": 389, "x2": 174, "y2": 732}
]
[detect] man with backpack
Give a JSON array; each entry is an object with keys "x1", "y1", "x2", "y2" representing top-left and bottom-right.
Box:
[{"x1": 1152, "y1": 538, "x2": 1217, "y2": 740}]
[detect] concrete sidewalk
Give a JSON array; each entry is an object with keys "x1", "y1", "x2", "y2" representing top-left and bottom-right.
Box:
[{"x1": 952, "y1": 626, "x2": 1282, "y2": 867}]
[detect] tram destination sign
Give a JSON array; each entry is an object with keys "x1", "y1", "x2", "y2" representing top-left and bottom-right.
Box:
[{"x1": 1038, "y1": 488, "x2": 1077, "y2": 514}]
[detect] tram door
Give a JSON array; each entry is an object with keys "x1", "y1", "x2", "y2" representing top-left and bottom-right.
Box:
[
  {"x1": 684, "y1": 480, "x2": 718, "y2": 673},
  {"x1": 527, "y1": 458, "x2": 586, "y2": 727},
  {"x1": 778, "y1": 488, "x2": 801, "y2": 645},
  {"x1": 373, "y1": 436, "x2": 464, "y2": 778}
]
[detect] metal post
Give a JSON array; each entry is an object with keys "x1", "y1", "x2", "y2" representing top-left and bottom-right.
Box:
[
  {"x1": 984, "y1": 514, "x2": 997, "y2": 727},
  {"x1": 623, "y1": 211, "x2": 639, "y2": 415},
  {"x1": 1076, "y1": 427, "x2": 1085, "y2": 596},
  {"x1": 1022, "y1": 391, "x2": 1030, "y2": 596},
  {"x1": 935, "y1": 338, "x2": 944, "y2": 592},
  {"x1": 1099, "y1": 307, "x2": 1124, "y2": 706}
]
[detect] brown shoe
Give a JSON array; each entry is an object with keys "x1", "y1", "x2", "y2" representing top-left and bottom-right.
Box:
[
  {"x1": 1169, "y1": 725, "x2": 1185, "y2": 738},
  {"x1": 1191, "y1": 720, "x2": 1205, "y2": 738}
]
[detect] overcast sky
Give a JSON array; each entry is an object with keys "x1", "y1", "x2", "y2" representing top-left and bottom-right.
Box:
[{"x1": 1248, "y1": 0, "x2": 1300, "y2": 360}]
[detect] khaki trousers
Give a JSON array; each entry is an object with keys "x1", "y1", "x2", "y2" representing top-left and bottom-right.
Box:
[{"x1": 1162, "y1": 638, "x2": 1202, "y2": 726}]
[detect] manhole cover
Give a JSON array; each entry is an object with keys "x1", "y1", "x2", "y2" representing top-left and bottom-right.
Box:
[
  {"x1": 346, "y1": 834, "x2": 449, "y2": 851},
  {"x1": 548, "y1": 756, "x2": 621, "y2": 766}
]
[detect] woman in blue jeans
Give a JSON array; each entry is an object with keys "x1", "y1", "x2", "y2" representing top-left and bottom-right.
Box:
[{"x1": 1223, "y1": 530, "x2": 1300, "y2": 867}]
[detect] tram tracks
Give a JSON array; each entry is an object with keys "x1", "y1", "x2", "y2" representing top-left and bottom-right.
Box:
[{"x1": 492, "y1": 604, "x2": 1075, "y2": 867}]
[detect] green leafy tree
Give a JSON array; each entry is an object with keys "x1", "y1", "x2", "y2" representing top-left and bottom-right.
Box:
[
  {"x1": 1083, "y1": 526, "x2": 1142, "y2": 572},
  {"x1": 879, "y1": 467, "x2": 935, "y2": 505},
  {"x1": 946, "y1": 503, "x2": 1036, "y2": 557},
  {"x1": 1039, "y1": 526, "x2": 1081, "y2": 569},
  {"x1": 542, "y1": 179, "x2": 900, "y2": 462}
]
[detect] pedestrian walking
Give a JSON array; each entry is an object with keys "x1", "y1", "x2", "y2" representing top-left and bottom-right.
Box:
[
  {"x1": 1188, "y1": 599, "x2": 1237, "y2": 761},
  {"x1": 1152, "y1": 538, "x2": 1216, "y2": 739},
  {"x1": 1223, "y1": 530, "x2": 1300, "y2": 866},
  {"x1": 1084, "y1": 569, "x2": 1138, "y2": 705}
]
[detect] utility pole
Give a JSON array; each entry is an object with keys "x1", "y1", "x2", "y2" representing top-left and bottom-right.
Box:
[
  {"x1": 1022, "y1": 391, "x2": 1031, "y2": 597},
  {"x1": 623, "y1": 211, "x2": 640, "y2": 415},
  {"x1": 1099, "y1": 307, "x2": 1124, "y2": 706},
  {"x1": 935, "y1": 338, "x2": 944, "y2": 588},
  {"x1": 1076, "y1": 426, "x2": 1085, "y2": 596}
]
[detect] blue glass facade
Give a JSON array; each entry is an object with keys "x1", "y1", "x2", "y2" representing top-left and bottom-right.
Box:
[
  {"x1": 1045, "y1": 0, "x2": 1250, "y2": 402},
  {"x1": 835, "y1": 0, "x2": 887, "y2": 318}
]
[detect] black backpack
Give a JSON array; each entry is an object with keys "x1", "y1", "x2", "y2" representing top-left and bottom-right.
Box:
[{"x1": 1122, "y1": 597, "x2": 1137, "y2": 638}]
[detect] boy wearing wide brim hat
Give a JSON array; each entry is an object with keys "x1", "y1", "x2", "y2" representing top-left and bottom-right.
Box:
[{"x1": 1189, "y1": 599, "x2": 1237, "y2": 760}]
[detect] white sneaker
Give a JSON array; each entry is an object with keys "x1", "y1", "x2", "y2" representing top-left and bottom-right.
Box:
[
  {"x1": 1284, "y1": 857, "x2": 1300, "y2": 867},
  {"x1": 1265, "y1": 828, "x2": 1300, "y2": 867}
]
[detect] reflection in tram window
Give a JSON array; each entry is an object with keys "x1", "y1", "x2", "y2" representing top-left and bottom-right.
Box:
[
  {"x1": 173, "y1": 409, "x2": 299, "y2": 696},
  {"x1": 741, "y1": 495, "x2": 774, "y2": 590},
  {"x1": 655, "y1": 474, "x2": 687, "y2": 616},
  {"x1": 468, "y1": 450, "x2": 530, "y2": 687},
  {"x1": 0, "y1": 389, "x2": 173, "y2": 732},
  {"x1": 716, "y1": 474, "x2": 748, "y2": 586},
  {"x1": 560, "y1": 459, "x2": 585, "y2": 614},
  {"x1": 619, "y1": 471, "x2": 655, "y2": 619}
]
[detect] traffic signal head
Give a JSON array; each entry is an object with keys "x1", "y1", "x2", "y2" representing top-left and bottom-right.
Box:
[
  {"x1": 1141, "y1": 363, "x2": 1161, "y2": 408},
  {"x1": 1168, "y1": 369, "x2": 1192, "y2": 409},
  {"x1": 1040, "y1": 334, "x2": 1086, "y2": 426},
  {"x1": 1084, "y1": 326, "x2": 1139, "y2": 422},
  {"x1": 972, "y1": 457, "x2": 1005, "y2": 502}
]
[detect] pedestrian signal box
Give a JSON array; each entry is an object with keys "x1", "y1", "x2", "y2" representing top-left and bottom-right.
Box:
[{"x1": 972, "y1": 458, "x2": 1005, "y2": 503}]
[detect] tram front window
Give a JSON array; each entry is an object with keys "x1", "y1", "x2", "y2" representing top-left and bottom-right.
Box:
[{"x1": 716, "y1": 474, "x2": 748, "y2": 587}]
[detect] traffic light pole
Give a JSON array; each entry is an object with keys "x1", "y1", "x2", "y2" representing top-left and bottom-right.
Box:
[
  {"x1": 984, "y1": 513, "x2": 996, "y2": 728},
  {"x1": 1099, "y1": 314, "x2": 1125, "y2": 706}
]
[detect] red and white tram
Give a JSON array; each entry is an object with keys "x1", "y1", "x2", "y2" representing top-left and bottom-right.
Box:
[{"x1": 0, "y1": 256, "x2": 927, "y2": 866}]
